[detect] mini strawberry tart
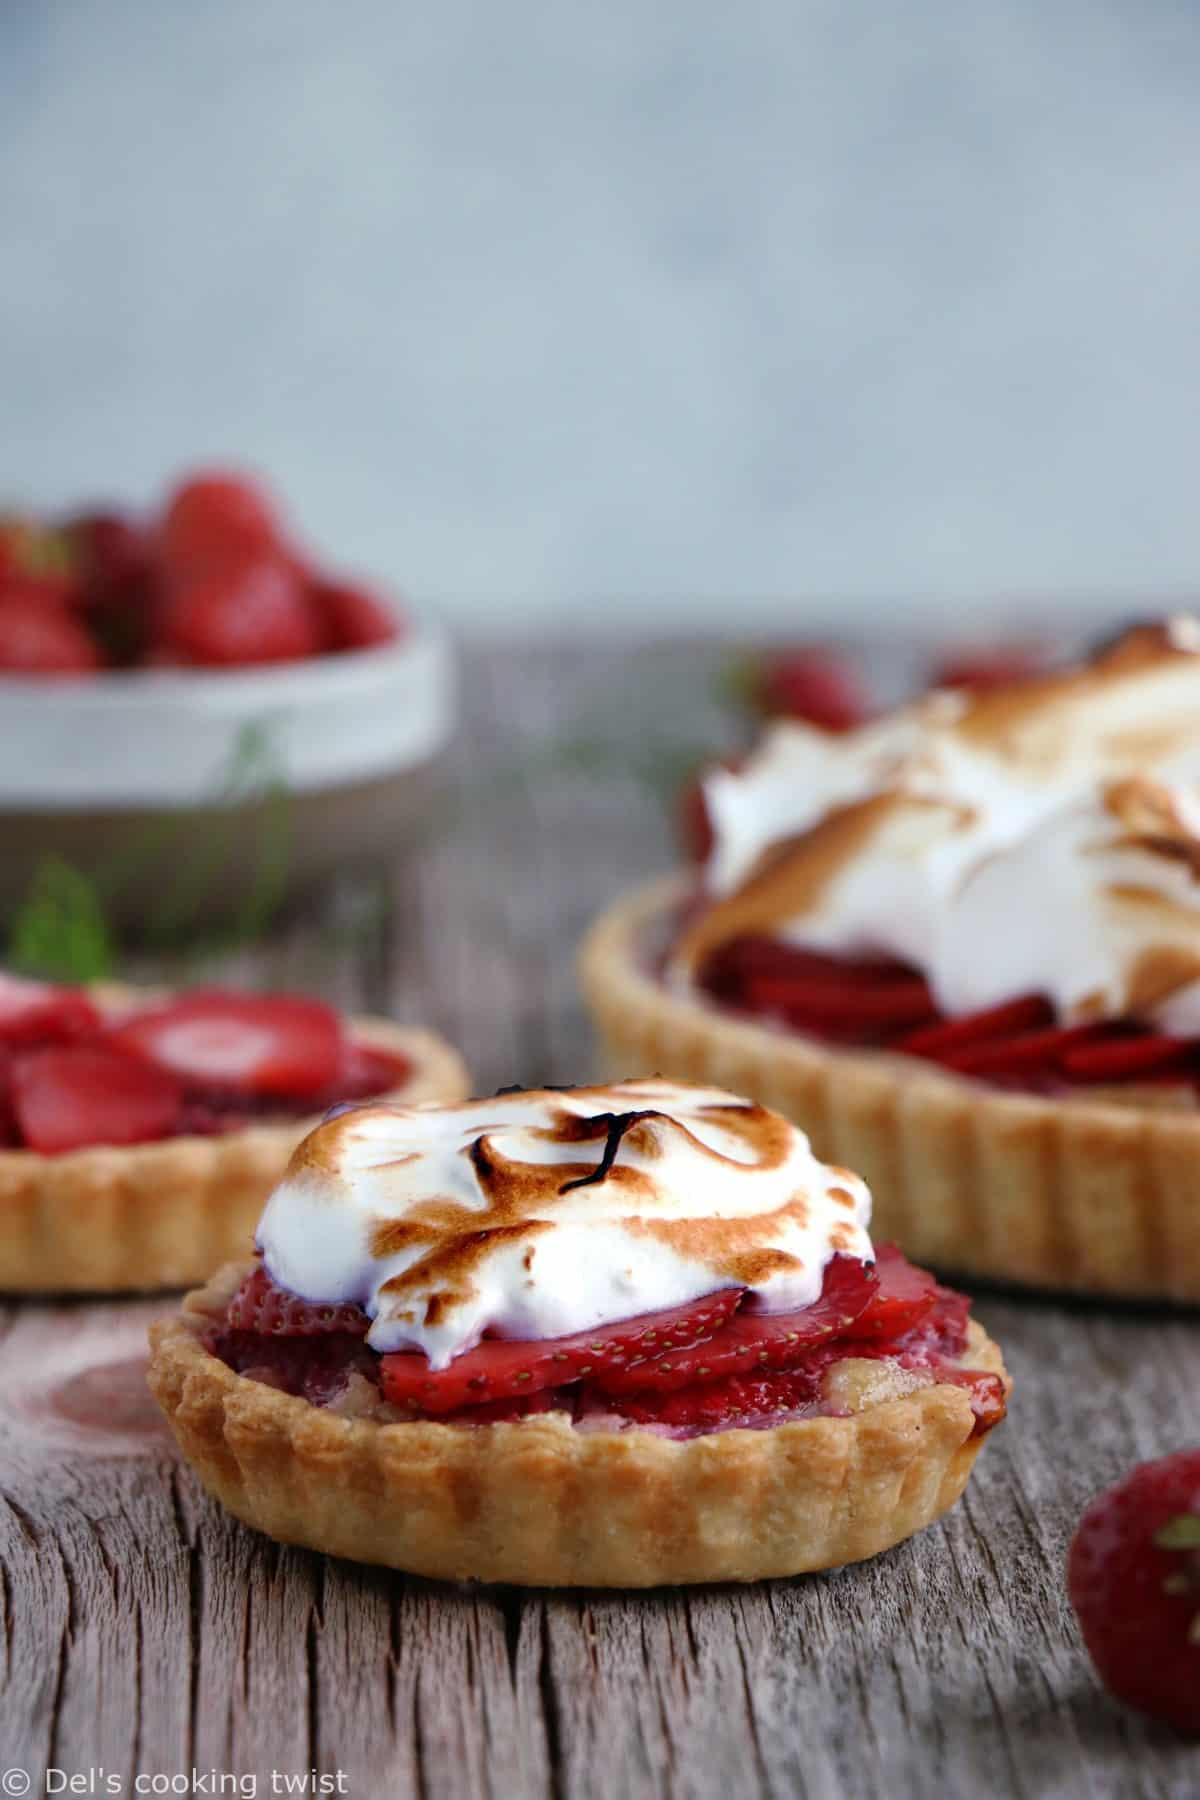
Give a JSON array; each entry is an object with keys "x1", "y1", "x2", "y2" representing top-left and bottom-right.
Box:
[
  {"x1": 0, "y1": 973, "x2": 467, "y2": 1292},
  {"x1": 581, "y1": 622, "x2": 1200, "y2": 1303},
  {"x1": 148, "y1": 1079, "x2": 1007, "y2": 1587}
]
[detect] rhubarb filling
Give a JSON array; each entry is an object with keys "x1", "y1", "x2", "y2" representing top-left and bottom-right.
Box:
[
  {"x1": 691, "y1": 933, "x2": 1200, "y2": 1100},
  {"x1": 207, "y1": 1246, "x2": 1006, "y2": 1441}
]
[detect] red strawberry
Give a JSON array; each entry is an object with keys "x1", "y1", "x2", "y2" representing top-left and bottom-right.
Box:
[
  {"x1": 226, "y1": 1264, "x2": 369, "y2": 1336},
  {"x1": 590, "y1": 1254, "x2": 877, "y2": 1397},
  {"x1": 676, "y1": 756, "x2": 744, "y2": 865},
  {"x1": 379, "y1": 1288, "x2": 745, "y2": 1414},
  {"x1": 742, "y1": 970, "x2": 937, "y2": 1033},
  {"x1": 12, "y1": 1044, "x2": 182, "y2": 1153},
  {"x1": 311, "y1": 579, "x2": 400, "y2": 652},
  {"x1": 597, "y1": 1364, "x2": 827, "y2": 1433},
  {"x1": 0, "y1": 972, "x2": 100, "y2": 1047},
  {"x1": 108, "y1": 992, "x2": 343, "y2": 1099},
  {"x1": 933, "y1": 645, "x2": 1043, "y2": 693},
  {"x1": 334, "y1": 1039, "x2": 412, "y2": 1101},
  {"x1": 67, "y1": 511, "x2": 147, "y2": 605},
  {"x1": 161, "y1": 471, "x2": 283, "y2": 573},
  {"x1": 848, "y1": 1244, "x2": 939, "y2": 1339},
  {"x1": 1068, "y1": 1449, "x2": 1200, "y2": 1735},
  {"x1": 163, "y1": 557, "x2": 323, "y2": 667},
  {"x1": 898, "y1": 994, "x2": 1052, "y2": 1058},
  {"x1": 934, "y1": 1366, "x2": 1009, "y2": 1437},
  {"x1": 753, "y1": 648, "x2": 869, "y2": 731},
  {"x1": 1060, "y1": 1032, "x2": 1191, "y2": 1082},
  {"x1": 433, "y1": 1387, "x2": 576, "y2": 1425},
  {"x1": 0, "y1": 588, "x2": 101, "y2": 676},
  {"x1": 67, "y1": 511, "x2": 154, "y2": 663},
  {"x1": 940, "y1": 1020, "x2": 1105, "y2": 1077},
  {"x1": 678, "y1": 773, "x2": 715, "y2": 864},
  {"x1": 0, "y1": 520, "x2": 24, "y2": 581}
]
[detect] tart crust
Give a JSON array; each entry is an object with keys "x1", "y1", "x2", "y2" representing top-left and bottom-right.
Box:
[
  {"x1": 148, "y1": 1260, "x2": 1008, "y2": 1588},
  {"x1": 0, "y1": 987, "x2": 469, "y2": 1293},
  {"x1": 579, "y1": 876, "x2": 1200, "y2": 1304}
]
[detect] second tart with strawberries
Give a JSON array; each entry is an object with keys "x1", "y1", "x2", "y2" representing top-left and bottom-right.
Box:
[
  {"x1": 582, "y1": 620, "x2": 1200, "y2": 1303},
  {"x1": 148, "y1": 1079, "x2": 1007, "y2": 1587},
  {"x1": 0, "y1": 971, "x2": 468, "y2": 1292}
]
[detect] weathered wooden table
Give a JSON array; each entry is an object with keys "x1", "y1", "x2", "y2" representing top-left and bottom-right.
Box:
[{"x1": 2, "y1": 642, "x2": 1198, "y2": 1798}]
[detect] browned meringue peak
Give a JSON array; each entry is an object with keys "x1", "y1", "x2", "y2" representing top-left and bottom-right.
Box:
[
  {"x1": 257, "y1": 1079, "x2": 875, "y2": 1363},
  {"x1": 673, "y1": 790, "x2": 972, "y2": 974},
  {"x1": 1102, "y1": 772, "x2": 1200, "y2": 872},
  {"x1": 675, "y1": 617, "x2": 1200, "y2": 995},
  {"x1": 953, "y1": 617, "x2": 1200, "y2": 776}
]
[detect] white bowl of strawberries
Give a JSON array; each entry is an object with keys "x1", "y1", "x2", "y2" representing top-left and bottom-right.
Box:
[{"x1": 0, "y1": 471, "x2": 456, "y2": 927}]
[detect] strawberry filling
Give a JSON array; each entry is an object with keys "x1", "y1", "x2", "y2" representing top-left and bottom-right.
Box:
[
  {"x1": 0, "y1": 975, "x2": 411, "y2": 1152},
  {"x1": 696, "y1": 935, "x2": 1200, "y2": 1095},
  {"x1": 210, "y1": 1245, "x2": 1005, "y2": 1440}
]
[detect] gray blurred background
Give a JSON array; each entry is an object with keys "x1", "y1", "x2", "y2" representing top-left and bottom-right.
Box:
[{"x1": 3, "y1": 0, "x2": 1198, "y2": 632}]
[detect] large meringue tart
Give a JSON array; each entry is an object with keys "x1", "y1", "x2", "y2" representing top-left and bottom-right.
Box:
[
  {"x1": 580, "y1": 621, "x2": 1200, "y2": 1303},
  {"x1": 148, "y1": 1079, "x2": 1007, "y2": 1587}
]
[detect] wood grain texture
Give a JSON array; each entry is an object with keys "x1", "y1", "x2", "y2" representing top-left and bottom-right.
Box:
[{"x1": 2, "y1": 641, "x2": 1199, "y2": 1799}]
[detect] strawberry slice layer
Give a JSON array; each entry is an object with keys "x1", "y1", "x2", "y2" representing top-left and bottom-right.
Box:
[
  {"x1": 600, "y1": 1364, "x2": 828, "y2": 1434},
  {"x1": 0, "y1": 972, "x2": 100, "y2": 1048},
  {"x1": 696, "y1": 935, "x2": 1200, "y2": 1097},
  {"x1": 847, "y1": 1243, "x2": 939, "y2": 1339},
  {"x1": 226, "y1": 1264, "x2": 369, "y2": 1336},
  {"x1": 590, "y1": 1254, "x2": 877, "y2": 1397},
  {"x1": 222, "y1": 1249, "x2": 1005, "y2": 1441},
  {"x1": 108, "y1": 992, "x2": 343, "y2": 1099},
  {"x1": 12, "y1": 1045, "x2": 182, "y2": 1154},
  {"x1": 379, "y1": 1288, "x2": 744, "y2": 1415}
]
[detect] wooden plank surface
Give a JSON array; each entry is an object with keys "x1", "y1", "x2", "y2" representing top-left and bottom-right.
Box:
[{"x1": 2, "y1": 640, "x2": 1199, "y2": 1799}]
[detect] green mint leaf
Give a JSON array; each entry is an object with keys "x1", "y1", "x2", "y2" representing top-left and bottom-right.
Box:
[{"x1": 8, "y1": 856, "x2": 114, "y2": 982}]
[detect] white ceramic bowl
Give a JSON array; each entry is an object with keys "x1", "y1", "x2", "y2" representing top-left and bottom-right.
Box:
[{"x1": 0, "y1": 614, "x2": 457, "y2": 929}]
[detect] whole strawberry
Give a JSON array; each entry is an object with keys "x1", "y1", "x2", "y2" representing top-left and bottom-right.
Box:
[
  {"x1": 1068, "y1": 1449, "x2": 1200, "y2": 1735},
  {"x1": 750, "y1": 647, "x2": 868, "y2": 731}
]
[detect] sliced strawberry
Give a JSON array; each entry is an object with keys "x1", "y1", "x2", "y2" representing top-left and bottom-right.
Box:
[
  {"x1": 108, "y1": 992, "x2": 343, "y2": 1099},
  {"x1": 12, "y1": 1044, "x2": 182, "y2": 1153},
  {"x1": 608, "y1": 1364, "x2": 827, "y2": 1432},
  {"x1": 941, "y1": 1020, "x2": 1105, "y2": 1077},
  {"x1": 434, "y1": 1387, "x2": 577, "y2": 1425},
  {"x1": 742, "y1": 971, "x2": 937, "y2": 1031},
  {"x1": 163, "y1": 557, "x2": 324, "y2": 667},
  {"x1": 898, "y1": 994, "x2": 1052, "y2": 1058},
  {"x1": 226, "y1": 1264, "x2": 369, "y2": 1336},
  {"x1": 216, "y1": 1328, "x2": 379, "y2": 1406},
  {"x1": 0, "y1": 589, "x2": 101, "y2": 676},
  {"x1": 311, "y1": 579, "x2": 400, "y2": 652},
  {"x1": 590, "y1": 1254, "x2": 877, "y2": 1396},
  {"x1": 334, "y1": 1038, "x2": 412, "y2": 1101},
  {"x1": 1061, "y1": 1032, "x2": 1191, "y2": 1081},
  {"x1": 934, "y1": 1366, "x2": 1008, "y2": 1437},
  {"x1": 0, "y1": 972, "x2": 100, "y2": 1047},
  {"x1": 379, "y1": 1288, "x2": 745, "y2": 1415},
  {"x1": 160, "y1": 472, "x2": 283, "y2": 573},
  {"x1": 847, "y1": 1244, "x2": 938, "y2": 1339}
]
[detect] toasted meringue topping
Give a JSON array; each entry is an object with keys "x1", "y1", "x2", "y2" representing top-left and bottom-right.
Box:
[
  {"x1": 255, "y1": 1079, "x2": 873, "y2": 1364},
  {"x1": 678, "y1": 620, "x2": 1200, "y2": 1030}
]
